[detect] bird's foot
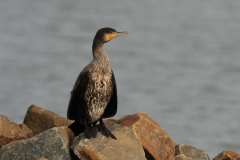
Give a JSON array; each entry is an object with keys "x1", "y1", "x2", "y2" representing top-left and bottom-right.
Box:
[
  {"x1": 99, "y1": 118, "x2": 117, "y2": 140},
  {"x1": 83, "y1": 120, "x2": 97, "y2": 139},
  {"x1": 84, "y1": 127, "x2": 97, "y2": 139}
]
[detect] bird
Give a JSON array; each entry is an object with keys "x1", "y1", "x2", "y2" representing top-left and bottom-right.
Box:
[{"x1": 67, "y1": 27, "x2": 128, "y2": 140}]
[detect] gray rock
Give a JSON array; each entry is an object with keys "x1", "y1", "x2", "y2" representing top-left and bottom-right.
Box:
[
  {"x1": 171, "y1": 154, "x2": 193, "y2": 160},
  {"x1": 71, "y1": 121, "x2": 147, "y2": 160},
  {"x1": 175, "y1": 144, "x2": 210, "y2": 160},
  {"x1": 0, "y1": 126, "x2": 75, "y2": 160}
]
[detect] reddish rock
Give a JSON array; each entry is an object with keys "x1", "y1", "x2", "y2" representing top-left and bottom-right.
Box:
[
  {"x1": 175, "y1": 144, "x2": 210, "y2": 160},
  {"x1": 105, "y1": 112, "x2": 176, "y2": 160},
  {"x1": 0, "y1": 115, "x2": 33, "y2": 149},
  {"x1": 71, "y1": 121, "x2": 146, "y2": 160},
  {"x1": 171, "y1": 154, "x2": 193, "y2": 160},
  {"x1": 213, "y1": 149, "x2": 240, "y2": 160},
  {"x1": 38, "y1": 158, "x2": 48, "y2": 160},
  {"x1": 0, "y1": 126, "x2": 76, "y2": 160},
  {"x1": 23, "y1": 104, "x2": 73, "y2": 136}
]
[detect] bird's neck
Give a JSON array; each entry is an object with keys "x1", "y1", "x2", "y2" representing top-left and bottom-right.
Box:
[{"x1": 92, "y1": 39, "x2": 110, "y2": 63}]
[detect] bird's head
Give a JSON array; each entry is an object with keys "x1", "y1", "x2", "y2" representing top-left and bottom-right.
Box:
[{"x1": 94, "y1": 27, "x2": 128, "y2": 43}]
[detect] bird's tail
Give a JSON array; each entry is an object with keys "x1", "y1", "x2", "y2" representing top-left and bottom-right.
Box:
[{"x1": 68, "y1": 121, "x2": 85, "y2": 136}]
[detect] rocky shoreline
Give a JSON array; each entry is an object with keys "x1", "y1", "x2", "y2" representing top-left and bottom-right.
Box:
[{"x1": 0, "y1": 104, "x2": 239, "y2": 160}]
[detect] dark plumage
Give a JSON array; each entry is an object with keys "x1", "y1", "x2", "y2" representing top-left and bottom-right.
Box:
[{"x1": 67, "y1": 27, "x2": 128, "y2": 139}]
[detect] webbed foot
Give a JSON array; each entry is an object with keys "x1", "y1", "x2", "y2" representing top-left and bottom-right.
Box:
[
  {"x1": 84, "y1": 120, "x2": 97, "y2": 139},
  {"x1": 99, "y1": 118, "x2": 117, "y2": 140}
]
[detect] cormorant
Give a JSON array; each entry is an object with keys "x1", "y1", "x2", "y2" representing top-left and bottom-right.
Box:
[{"x1": 67, "y1": 27, "x2": 128, "y2": 139}]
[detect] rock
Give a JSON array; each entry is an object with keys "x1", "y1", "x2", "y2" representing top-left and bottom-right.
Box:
[
  {"x1": 38, "y1": 158, "x2": 48, "y2": 160},
  {"x1": 171, "y1": 154, "x2": 193, "y2": 160},
  {"x1": 0, "y1": 115, "x2": 33, "y2": 150},
  {"x1": 175, "y1": 144, "x2": 210, "y2": 160},
  {"x1": 71, "y1": 121, "x2": 147, "y2": 160},
  {"x1": 23, "y1": 104, "x2": 73, "y2": 136},
  {"x1": 18, "y1": 124, "x2": 33, "y2": 138},
  {"x1": 213, "y1": 149, "x2": 240, "y2": 160},
  {"x1": 0, "y1": 126, "x2": 76, "y2": 160},
  {"x1": 105, "y1": 112, "x2": 176, "y2": 160}
]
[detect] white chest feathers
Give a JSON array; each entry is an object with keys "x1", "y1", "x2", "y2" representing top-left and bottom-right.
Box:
[{"x1": 85, "y1": 73, "x2": 113, "y2": 123}]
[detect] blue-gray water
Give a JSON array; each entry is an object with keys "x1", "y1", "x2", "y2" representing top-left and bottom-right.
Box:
[{"x1": 1, "y1": 0, "x2": 240, "y2": 158}]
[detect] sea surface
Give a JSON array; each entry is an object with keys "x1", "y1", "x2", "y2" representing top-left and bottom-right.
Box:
[{"x1": 1, "y1": 0, "x2": 240, "y2": 158}]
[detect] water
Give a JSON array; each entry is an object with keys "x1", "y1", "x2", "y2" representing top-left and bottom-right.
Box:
[{"x1": 1, "y1": 0, "x2": 240, "y2": 158}]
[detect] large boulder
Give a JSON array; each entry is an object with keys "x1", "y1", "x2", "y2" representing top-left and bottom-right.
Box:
[
  {"x1": 0, "y1": 126, "x2": 76, "y2": 160},
  {"x1": 213, "y1": 149, "x2": 240, "y2": 160},
  {"x1": 71, "y1": 121, "x2": 147, "y2": 160},
  {"x1": 0, "y1": 115, "x2": 33, "y2": 150},
  {"x1": 174, "y1": 144, "x2": 210, "y2": 160},
  {"x1": 105, "y1": 112, "x2": 176, "y2": 160},
  {"x1": 23, "y1": 104, "x2": 73, "y2": 136}
]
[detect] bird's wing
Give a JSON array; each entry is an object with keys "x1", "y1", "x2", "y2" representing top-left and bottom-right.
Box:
[
  {"x1": 67, "y1": 70, "x2": 88, "y2": 120},
  {"x1": 102, "y1": 71, "x2": 118, "y2": 118}
]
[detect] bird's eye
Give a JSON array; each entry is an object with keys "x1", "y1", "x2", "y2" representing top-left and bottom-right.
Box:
[{"x1": 110, "y1": 32, "x2": 112, "y2": 34}]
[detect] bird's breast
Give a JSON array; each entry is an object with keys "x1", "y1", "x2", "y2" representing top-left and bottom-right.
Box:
[
  {"x1": 90, "y1": 73, "x2": 112, "y2": 94},
  {"x1": 84, "y1": 73, "x2": 113, "y2": 123}
]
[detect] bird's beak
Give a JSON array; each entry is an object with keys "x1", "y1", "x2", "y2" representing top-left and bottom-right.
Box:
[{"x1": 113, "y1": 31, "x2": 128, "y2": 38}]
